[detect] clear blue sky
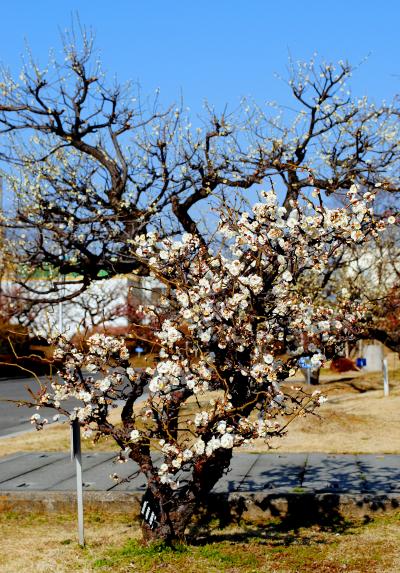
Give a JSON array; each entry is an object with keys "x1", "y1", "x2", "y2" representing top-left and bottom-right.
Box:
[{"x1": 0, "y1": 1, "x2": 399, "y2": 117}]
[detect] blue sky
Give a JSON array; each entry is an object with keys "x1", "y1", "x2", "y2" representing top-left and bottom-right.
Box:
[{"x1": 0, "y1": 0, "x2": 399, "y2": 114}]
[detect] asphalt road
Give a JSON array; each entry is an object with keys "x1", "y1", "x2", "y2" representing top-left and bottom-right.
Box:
[
  {"x1": 0, "y1": 375, "x2": 60, "y2": 437},
  {"x1": 0, "y1": 373, "x2": 148, "y2": 438},
  {"x1": 2, "y1": 452, "x2": 400, "y2": 495}
]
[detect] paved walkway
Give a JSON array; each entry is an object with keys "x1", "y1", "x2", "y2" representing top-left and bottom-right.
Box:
[{"x1": 1, "y1": 452, "x2": 399, "y2": 494}]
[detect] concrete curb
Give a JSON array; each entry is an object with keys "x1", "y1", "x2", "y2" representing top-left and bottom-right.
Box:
[
  {"x1": 1, "y1": 490, "x2": 399, "y2": 523},
  {"x1": 0, "y1": 490, "x2": 143, "y2": 515}
]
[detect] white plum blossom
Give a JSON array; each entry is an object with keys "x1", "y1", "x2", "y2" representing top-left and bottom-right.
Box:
[
  {"x1": 158, "y1": 463, "x2": 169, "y2": 475},
  {"x1": 156, "y1": 320, "x2": 182, "y2": 346},
  {"x1": 282, "y1": 270, "x2": 293, "y2": 282},
  {"x1": 193, "y1": 438, "x2": 206, "y2": 455},
  {"x1": 195, "y1": 411, "x2": 209, "y2": 427},
  {"x1": 199, "y1": 328, "x2": 212, "y2": 343},
  {"x1": 220, "y1": 433, "x2": 235, "y2": 449},
  {"x1": 98, "y1": 377, "x2": 111, "y2": 392},
  {"x1": 310, "y1": 354, "x2": 325, "y2": 368},
  {"x1": 130, "y1": 429, "x2": 141, "y2": 442},
  {"x1": 77, "y1": 390, "x2": 92, "y2": 403},
  {"x1": 126, "y1": 367, "x2": 136, "y2": 380},
  {"x1": 205, "y1": 436, "x2": 221, "y2": 457},
  {"x1": 226, "y1": 259, "x2": 244, "y2": 276},
  {"x1": 217, "y1": 420, "x2": 227, "y2": 434},
  {"x1": 149, "y1": 378, "x2": 161, "y2": 393},
  {"x1": 182, "y1": 449, "x2": 193, "y2": 461}
]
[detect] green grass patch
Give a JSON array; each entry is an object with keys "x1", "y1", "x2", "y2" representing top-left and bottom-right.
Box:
[
  {"x1": 93, "y1": 538, "x2": 259, "y2": 572},
  {"x1": 93, "y1": 539, "x2": 189, "y2": 571}
]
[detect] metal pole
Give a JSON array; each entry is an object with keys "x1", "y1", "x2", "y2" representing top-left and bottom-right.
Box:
[
  {"x1": 383, "y1": 358, "x2": 389, "y2": 397},
  {"x1": 58, "y1": 299, "x2": 63, "y2": 334},
  {"x1": 0, "y1": 176, "x2": 3, "y2": 293},
  {"x1": 71, "y1": 419, "x2": 85, "y2": 547},
  {"x1": 58, "y1": 273, "x2": 64, "y2": 334},
  {"x1": 0, "y1": 175, "x2": 3, "y2": 237}
]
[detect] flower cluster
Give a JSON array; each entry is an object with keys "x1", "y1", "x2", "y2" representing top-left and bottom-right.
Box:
[{"x1": 29, "y1": 188, "x2": 383, "y2": 490}]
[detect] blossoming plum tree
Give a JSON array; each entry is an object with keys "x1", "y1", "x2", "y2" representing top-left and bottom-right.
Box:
[
  {"x1": 29, "y1": 185, "x2": 386, "y2": 543},
  {"x1": 1, "y1": 29, "x2": 399, "y2": 543}
]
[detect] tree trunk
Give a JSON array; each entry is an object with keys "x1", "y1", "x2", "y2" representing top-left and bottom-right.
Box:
[
  {"x1": 139, "y1": 448, "x2": 233, "y2": 545},
  {"x1": 140, "y1": 497, "x2": 196, "y2": 545}
]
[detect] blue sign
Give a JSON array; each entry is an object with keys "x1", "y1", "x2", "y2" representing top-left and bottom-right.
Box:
[
  {"x1": 356, "y1": 357, "x2": 367, "y2": 367},
  {"x1": 298, "y1": 357, "x2": 312, "y2": 369}
]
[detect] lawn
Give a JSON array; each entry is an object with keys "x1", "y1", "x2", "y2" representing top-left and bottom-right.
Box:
[
  {"x1": 0, "y1": 509, "x2": 399, "y2": 572},
  {"x1": 255, "y1": 386, "x2": 400, "y2": 455}
]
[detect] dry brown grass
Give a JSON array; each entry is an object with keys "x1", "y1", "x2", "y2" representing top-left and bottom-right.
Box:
[
  {"x1": 0, "y1": 511, "x2": 137, "y2": 573},
  {"x1": 261, "y1": 390, "x2": 400, "y2": 454},
  {"x1": 0, "y1": 509, "x2": 400, "y2": 572},
  {"x1": 129, "y1": 353, "x2": 156, "y2": 369},
  {"x1": 256, "y1": 377, "x2": 400, "y2": 455},
  {"x1": 2, "y1": 373, "x2": 400, "y2": 458}
]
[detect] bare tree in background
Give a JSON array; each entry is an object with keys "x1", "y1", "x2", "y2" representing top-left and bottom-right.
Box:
[{"x1": 0, "y1": 30, "x2": 399, "y2": 310}]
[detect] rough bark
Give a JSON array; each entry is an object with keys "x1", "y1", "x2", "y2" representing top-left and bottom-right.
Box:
[{"x1": 139, "y1": 448, "x2": 233, "y2": 545}]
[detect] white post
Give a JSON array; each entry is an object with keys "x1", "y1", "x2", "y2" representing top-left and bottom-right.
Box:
[
  {"x1": 0, "y1": 176, "x2": 3, "y2": 296},
  {"x1": 58, "y1": 274, "x2": 64, "y2": 334},
  {"x1": 58, "y1": 299, "x2": 63, "y2": 334},
  {"x1": 0, "y1": 175, "x2": 3, "y2": 243},
  {"x1": 383, "y1": 358, "x2": 389, "y2": 397},
  {"x1": 71, "y1": 419, "x2": 85, "y2": 547}
]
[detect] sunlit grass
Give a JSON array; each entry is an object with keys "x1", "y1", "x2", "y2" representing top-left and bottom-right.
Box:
[{"x1": 0, "y1": 509, "x2": 399, "y2": 572}]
